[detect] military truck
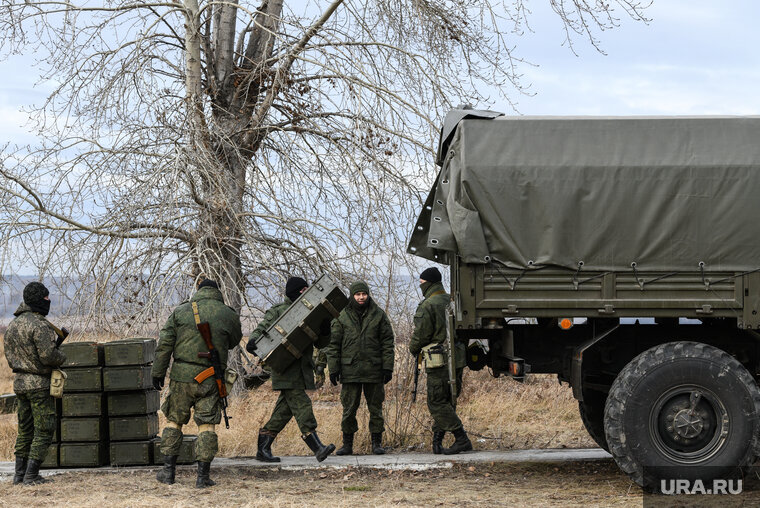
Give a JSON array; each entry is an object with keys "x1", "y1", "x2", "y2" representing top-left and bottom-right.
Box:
[{"x1": 408, "y1": 109, "x2": 760, "y2": 488}]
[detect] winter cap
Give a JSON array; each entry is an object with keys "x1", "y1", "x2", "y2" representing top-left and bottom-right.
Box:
[
  {"x1": 23, "y1": 282, "x2": 49, "y2": 306},
  {"x1": 419, "y1": 267, "x2": 442, "y2": 283},
  {"x1": 285, "y1": 277, "x2": 308, "y2": 301},
  {"x1": 349, "y1": 281, "x2": 370, "y2": 295},
  {"x1": 197, "y1": 278, "x2": 219, "y2": 290}
]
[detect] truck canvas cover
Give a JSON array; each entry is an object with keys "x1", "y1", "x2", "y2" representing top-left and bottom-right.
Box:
[{"x1": 409, "y1": 111, "x2": 760, "y2": 272}]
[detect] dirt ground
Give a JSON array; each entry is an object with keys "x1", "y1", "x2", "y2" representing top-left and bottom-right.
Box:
[{"x1": 1, "y1": 460, "x2": 643, "y2": 508}]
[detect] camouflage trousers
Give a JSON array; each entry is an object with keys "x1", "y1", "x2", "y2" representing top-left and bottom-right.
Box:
[
  {"x1": 160, "y1": 378, "x2": 220, "y2": 462},
  {"x1": 15, "y1": 389, "x2": 56, "y2": 461},
  {"x1": 263, "y1": 389, "x2": 317, "y2": 436},
  {"x1": 340, "y1": 382, "x2": 385, "y2": 435},
  {"x1": 426, "y1": 367, "x2": 464, "y2": 433}
]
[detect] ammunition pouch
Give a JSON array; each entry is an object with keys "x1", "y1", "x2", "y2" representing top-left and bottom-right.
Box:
[
  {"x1": 198, "y1": 424, "x2": 215, "y2": 434},
  {"x1": 421, "y1": 343, "x2": 445, "y2": 369},
  {"x1": 224, "y1": 369, "x2": 238, "y2": 394},
  {"x1": 49, "y1": 369, "x2": 67, "y2": 398}
]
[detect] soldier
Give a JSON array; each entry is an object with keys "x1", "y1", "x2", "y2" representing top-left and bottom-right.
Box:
[
  {"x1": 246, "y1": 276, "x2": 335, "y2": 463},
  {"x1": 409, "y1": 267, "x2": 472, "y2": 455},
  {"x1": 152, "y1": 279, "x2": 242, "y2": 488},
  {"x1": 313, "y1": 348, "x2": 327, "y2": 389},
  {"x1": 326, "y1": 281, "x2": 394, "y2": 455},
  {"x1": 4, "y1": 282, "x2": 67, "y2": 485}
]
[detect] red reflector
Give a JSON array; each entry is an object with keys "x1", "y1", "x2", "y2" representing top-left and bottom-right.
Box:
[
  {"x1": 559, "y1": 318, "x2": 573, "y2": 330},
  {"x1": 509, "y1": 362, "x2": 521, "y2": 376}
]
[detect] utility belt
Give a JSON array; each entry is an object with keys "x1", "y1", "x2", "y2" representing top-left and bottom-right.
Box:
[{"x1": 421, "y1": 343, "x2": 446, "y2": 369}]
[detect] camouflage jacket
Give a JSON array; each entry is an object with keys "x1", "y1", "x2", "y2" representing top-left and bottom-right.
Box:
[
  {"x1": 4, "y1": 303, "x2": 67, "y2": 394},
  {"x1": 248, "y1": 299, "x2": 329, "y2": 390},
  {"x1": 326, "y1": 299, "x2": 395, "y2": 383},
  {"x1": 409, "y1": 282, "x2": 465, "y2": 371},
  {"x1": 152, "y1": 286, "x2": 243, "y2": 383}
]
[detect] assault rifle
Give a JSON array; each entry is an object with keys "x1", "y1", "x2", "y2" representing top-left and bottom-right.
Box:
[
  {"x1": 411, "y1": 353, "x2": 421, "y2": 403},
  {"x1": 192, "y1": 302, "x2": 231, "y2": 429}
]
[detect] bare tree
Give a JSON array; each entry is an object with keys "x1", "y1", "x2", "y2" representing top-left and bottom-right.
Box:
[{"x1": 0, "y1": 0, "x2": 650, "y2": 333}]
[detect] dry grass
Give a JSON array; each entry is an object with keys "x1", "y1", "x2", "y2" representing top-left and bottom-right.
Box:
[
  {"x1": 0, "y1": 461, "x2": 646, "y2": 507},
  {"x1": 0, "y1": 334, "x2": 594, "y2": 461}
]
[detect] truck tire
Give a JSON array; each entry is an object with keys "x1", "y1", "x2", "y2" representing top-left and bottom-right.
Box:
[
  {"x1": 605, "y1": 342, "x2": 760, "y2": 489},
  {"x1": 578, "y1": 390, "x2": 609, "y2": 452}
]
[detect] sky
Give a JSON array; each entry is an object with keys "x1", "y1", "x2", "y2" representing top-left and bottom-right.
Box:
[{"x1": 2, "y1": 1, "x2": 759, "y2": 145}]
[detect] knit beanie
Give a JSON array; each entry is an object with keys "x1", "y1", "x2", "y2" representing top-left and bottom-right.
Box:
[
  {"x1": 285, "y1": 277, "x2": 308, "y2": 301},
  {"x1": 419, "y1": 267, "x2": 442, "y2": 283},
  {"x1": 349, "y1": 281, "x2": 370, "y2": 295}
]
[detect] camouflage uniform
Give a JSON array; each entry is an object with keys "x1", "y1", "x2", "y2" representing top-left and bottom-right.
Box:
[
  {"x1": 152, "y1": 286, "x2": 242, "y2": 463},
  {"x1": 4, "y1": 302, "x2": 66, "y2": 462},
  {"x1": 326, "y1": 297, "x2": 395, "y2": 435},
  {"x1": 409, "y1": 281, "x2": 467, "y2": 433},
  {"x1": 248, "y1": 298, "x2": 330, "y2": 435}
]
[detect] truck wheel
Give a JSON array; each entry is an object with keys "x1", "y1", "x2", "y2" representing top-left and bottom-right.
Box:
[
  {"x1": 578, "y1": 390, "x2": 609, "y2": 452},
  {"x1": 605, "y1": 342, "x2": 760, "y2": 488}
]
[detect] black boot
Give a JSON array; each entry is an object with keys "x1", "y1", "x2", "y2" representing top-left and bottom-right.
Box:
[
  {"x1": 371, "y1": 433, "x2": 386, "y2": 455},
  {"x1": 336, "y1": 433, "x2": 353, "y2": 456},
  {"x1": 432, "y1": 431, "x2": 445, "y2": 455},
  {"x1": 13, "y1": 456, "x2": 28, "y2": 485},
  {"x1": 302, "y1": 432, "x2": 336, "y2": 462},
  {"x1": 256, "y1": 431, "x2": 281, "y2": 463},
  {"x1": 22, "y1": 458, "x2": 47, "y2": 485},
  {"x1": 443, "y1": 428, "x2": 473, "y2": 455},
  {"x1": 156, "y1": 455, "x2": 177, "y2": 485},
  {"x1": 196, "y1": 461, "x2": 216, "y2": 488}
]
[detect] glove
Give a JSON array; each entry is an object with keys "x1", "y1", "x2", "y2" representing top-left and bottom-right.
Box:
[
  {"x1": 152, "y1": 377, "x2": 165, "y2": 391},
  {"x1": 330, "y1": 371, "x2": 341, "y2": 386},
  {"x1": 56, "y1": 326, "x2": 70, "y2": 348},
  {"x1": 246, "y1": 339, "x2": 257, "y2": 355},
  {"x1": 383, "y1": 369, "x2": 393, "y2": 384}
]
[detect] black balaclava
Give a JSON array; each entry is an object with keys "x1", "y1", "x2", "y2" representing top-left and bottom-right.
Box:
[
  {"x1": 23, "y1": 281, "x2": 50, "y2": 316},
  {"x1": 285, "y1": 277, "x2": 308, "y2": 302},
  {"x1": 419, "y1": 267, "x2": 442, "y2": 296}
]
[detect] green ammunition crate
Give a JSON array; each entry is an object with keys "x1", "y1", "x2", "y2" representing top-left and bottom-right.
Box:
[
  {"x1": 40, "y1": 443, "x2": 59, "y2": 469},
  {"x1": 153, "y1": 435, "x2": 197, "y2": 465},
  {"x1": 0, "y1": 393, "x2": 17, "y2": 415},
  {"x1": 60, "y1": 342, "x2": 103, "y2": 367},
  {"x1": 107, "y1": 390, "x2": 160, "y2": 416},
  {"x1": 109, "y1": 414, "x2": 159, "y2": 441},
  {"x1": 60, "y1": 442, "x2": 108, "y2": 467},
  {"x1": 110, "y1": 440, "x2": 153, "y2": 466},
  {"x1": 104, "y1": 338, "x2": 156, "y2": 367},
  {"x1": 62, "y1": 367, "x2": 102, "y2": 392},
  {"x1": 62, "y1": 393, "x2": 106, "y2": 417},
  {"x1": 103, "y1": 366, "x2": 153, "y2": 391},
  {"x1": 61, "y1": 417, "x2": 108, "y2": 442}
]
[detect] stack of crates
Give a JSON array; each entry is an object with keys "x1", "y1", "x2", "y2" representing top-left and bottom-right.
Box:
[
  {"x1": 104, "y1": 338, "x2": 161, "y2": 466},
  {"x1": 58, "y1": 342, "x2": 109, "y2": 467}
]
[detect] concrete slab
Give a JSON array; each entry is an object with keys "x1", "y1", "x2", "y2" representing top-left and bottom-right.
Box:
[{"x1": 0, "y1": 448, "x2": 611, "y2": 477}]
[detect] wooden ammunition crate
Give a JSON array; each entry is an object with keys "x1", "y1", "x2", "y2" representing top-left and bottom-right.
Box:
[
  {"x1": 109, "y1": 414, "x2": 159, "y2": 441},
  {"x1": 62, "y1": 367, "x2": 102, "y2": 392},
  {"x1": 60, "y1": 342, "x2": 103, "y2": 368},
  {"x1": 103, "y1": 366, "x2": 153, "y2": 391},
  {"x1": 61, "y1": 417, "x2": 108, "y2": 442},
  {"x1": 40, "y1": 444, "x2": 59, "y2": 469},
  {"x1": 62, "y1": 393, "x2": 106, "y2": 417},
  {"x1": 107, "y1": 390, "x2": 160, "y2": 416},
  {"x1": 152, "y1": 435, "x2": 197, "y2": 465},
  {"x1": 60, "y1": 442, "x2": 109, "y2": 467},
  {"x1": 104, "y1": 338, "x2": 156, "y2": 367},
  {"x1": 110, "y1": 440, "x2": 153, "y2": 466},
  {"x1": 255, "y1": 273, "x2": 347, "y2": 374}
]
